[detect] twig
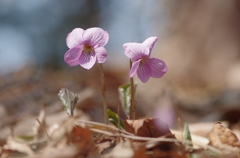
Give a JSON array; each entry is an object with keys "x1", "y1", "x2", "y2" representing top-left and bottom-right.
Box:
[
  {"x1": 77, "y1": 120, "x2": 133, "y2": 136},
  {"x1": 36, "y1": 118, "x2": 51, "y2": 141}
]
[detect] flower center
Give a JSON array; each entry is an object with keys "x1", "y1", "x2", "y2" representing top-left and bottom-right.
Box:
[
  {"x1": 83, "y1": 44, "x2": 93, "y2": 53},
  {"x1": 140, "y1": 57, "x2": 148, "y2": 64}
]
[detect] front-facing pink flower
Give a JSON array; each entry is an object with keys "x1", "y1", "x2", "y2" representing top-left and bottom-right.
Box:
[
  {"x1": 123, "y1": 37, "x2": 167, "y2": 83},
  {"x1": 64, "y1": 27, "x2": 109, "y2": 69}
]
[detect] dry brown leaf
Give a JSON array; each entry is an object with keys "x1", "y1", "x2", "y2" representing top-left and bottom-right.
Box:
[
  {"x1": 132, "y1": 144, "x2": 149, "y2": 158},
  {"x1": 124, "y1": 118, "x2": 173, "y2": 138},
  {"x1": 208, "y1": 122, "x2": 240, "y2": 157},
  {"x1": 69, "y1": 125, "x2": 94, "y2": 156},
  {"x1": 208, "y1": 122, "x2": 240, "y2": 147}
]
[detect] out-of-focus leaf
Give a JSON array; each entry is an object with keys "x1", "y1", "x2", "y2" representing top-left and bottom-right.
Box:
[
  {"x1": 207, "y1": 122, "x2": 240, "y2": 157},
  {"x1": 107, "y1": 109, "x2": 124, "y2": 130},
  {"x1": 17, "y1": 135, "x2": 35, "y2": 141},
  {"x1": 208, "y1": 122, "x2": 240, "y2": 147},
  {"x1": 3, "y1": 136, "x2": 35, "y2": 156},
  {"x1": 58, "y1": 88, "x2": 79, "y2": 116},
  {"x1": 118, "y1": 84, "x2": 137, "y2": 118},
  {"x1": 124, "y1": 118, "x2": 174, "y2": 138},
  {"x1": 184, "y1": 123, "x2": 192, "y2": 147}
]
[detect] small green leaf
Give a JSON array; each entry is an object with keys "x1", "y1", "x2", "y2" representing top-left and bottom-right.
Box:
[
  {"x1": 118, "y1": 83, "x2": 137, "y2": 118},
  {"x1": 58, "y1": 88, "x2": 79, "y2": 116},
  {"x1": 17, "y1": 135, "x2": 35, "y2": 141},
  {"x1": 107, "y1": 109, "x2": 124, "y2": 129},
  {"x1": 184, "y1": 123, "x2": 193, "y2": 147}
]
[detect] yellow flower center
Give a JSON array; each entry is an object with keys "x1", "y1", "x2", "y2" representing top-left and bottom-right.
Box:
[{"x1": 84, "y1": 44, "x2": 93, "y2": 53}]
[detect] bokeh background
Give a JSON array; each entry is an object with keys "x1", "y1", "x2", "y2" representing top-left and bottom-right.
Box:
[{"x1": 1, "y1": 0, "x2": 240, "y2": 129}]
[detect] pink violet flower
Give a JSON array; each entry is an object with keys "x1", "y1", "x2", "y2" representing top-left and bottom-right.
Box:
[
  {"x1": 123, "y1": 37, "x2": 167, "y2": 83},
  {"x1": 64, "y1": 27, "x2": 109, "y2": 69}
]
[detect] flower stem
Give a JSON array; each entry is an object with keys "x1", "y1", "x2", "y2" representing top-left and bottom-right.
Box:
[
  {"x1": 99, "y1": 63, "x2": 108, "y2": 125},
  {"x1": 130, "y1": 60, "x2": 136, "y2": 120}
]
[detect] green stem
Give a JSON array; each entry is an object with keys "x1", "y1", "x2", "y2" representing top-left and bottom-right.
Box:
[
  {"x1": 130, "y1": 60, "x2": 136, "y2": 120},
  {"x1": 99, "y1": 63, "x2": 108, "y2": 125}
]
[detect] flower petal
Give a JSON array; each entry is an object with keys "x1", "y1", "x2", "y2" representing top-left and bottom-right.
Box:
[
  {"x1": 123, "y1": 43, "x2": 149, "y2": 61},
  {"x1": 82, "y1": 27, "x2": 109, "y2": 47},
  {"x1": 79, "y1": 51, "x2": 97, "y2": 69},
  {"x1": 130, "y1": 60, "x2": 140, "y2": 78},
  {"x1": 148, "y1": 57, "x2": 167, "y2": 78},
  {"x1": 136, "y1": 61, "x2": 151, "y2": 83},
  {"x1": 66, "y1": 28, "x2": 84, "y2": 48},
  {"x1": 64, "y1": 45, "x2": 83, "y2": 66},
  {"x1": 142, "y1": 37, "x2": 158, "y2": 55},
  {"x1": 95, "y1": 47, "x2": 107, "y2": 63}
]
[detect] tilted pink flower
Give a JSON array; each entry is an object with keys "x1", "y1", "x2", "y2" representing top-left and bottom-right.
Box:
[
  {"x1": 123, "y1": 37, "x2": 167, "y2": 83},
  {"x1": 64, "y1": 27, "x2": 109, "y2": 69}
]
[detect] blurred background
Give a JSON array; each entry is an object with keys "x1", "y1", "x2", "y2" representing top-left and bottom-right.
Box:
[{"x1": 1, "y1": 0, "x2": 240, "y2": 129}]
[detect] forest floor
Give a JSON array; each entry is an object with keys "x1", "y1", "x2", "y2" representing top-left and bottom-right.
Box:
[{"x1": 1, "y1": 66, "x2": 240, "y2": 158}]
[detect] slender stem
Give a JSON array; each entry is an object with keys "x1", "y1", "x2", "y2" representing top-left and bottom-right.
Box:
[
  {"x1": 99, "y1": 63, "x2": 108, "y2": 124},
  {"x1": 117, "y1": 103, "x2": 120, "y2": 129},
  {"x1": 130, "y1": 60, "x2": 136, "y2": 120},
  {"x1": 36, "y1": 118, "x2": 51, "y2": 140}
]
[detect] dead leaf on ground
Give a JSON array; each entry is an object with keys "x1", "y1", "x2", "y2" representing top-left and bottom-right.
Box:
[
  {"x1": 208, "y1": 122, "x2": 240, "y2": 156},
  {"x1": 208, "y1": 122, "x2": 240, "y2": 147},
  {"x1": 69, "y1": 125, "x2": 95, "y2": 156},
  {"x1": 124, "y1": 118, "x2": 174, "y2": 138}
]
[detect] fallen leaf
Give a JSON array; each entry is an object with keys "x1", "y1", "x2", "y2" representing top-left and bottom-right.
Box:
[
  {"x1": 132, "y1": 144, "x2": 148, "y2": 158},
  {"x1": 208, "y1": 122, "x2": 240, "y2": 156},
  {"x1": 124, "y1": 118, "x2": 173, "y2": 138},
  {"x1": 208, "y1": 122, "x2": 240, "y2": 147}
]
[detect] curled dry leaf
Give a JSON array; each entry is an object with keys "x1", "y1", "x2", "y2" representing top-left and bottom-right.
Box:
[
  {"x1": 208, "y1": 122, "x2": 240, "y2": 147},
  {"x1": 124, "y1": 118, "x2": 174, "y2": 138},
  {"x1": 208, "y1": 122, "x2": 240, "y2": 156}
]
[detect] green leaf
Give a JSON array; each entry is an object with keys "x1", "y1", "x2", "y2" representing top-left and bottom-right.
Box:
[
  {"x1": 17, "y1": 135, "x2": 35, "y2": 141},
  {"x1": 58, "y1": 88, "x2": 79, "y2": 116},
  {"x1": 184, "y1": 123, "x2": 193, "y2": 147},
  {"x1": 118, "y1": 83, "x2": 137, "y2": 118},
  {"x1": 107, "y1": 109, "x2": 124, "y2": 130}
]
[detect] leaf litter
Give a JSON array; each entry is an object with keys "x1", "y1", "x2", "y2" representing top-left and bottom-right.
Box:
[{"x1": 1, "y1": 67, "x2": 240, "y2": 158}]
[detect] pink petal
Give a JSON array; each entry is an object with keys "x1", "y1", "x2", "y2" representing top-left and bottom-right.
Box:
[
  {"x1": 64, "y1": 45, "x2": 83, "y2": 66},
  {"x1": 66, "y1": 28, "x2": 84, "y2": 48},
  {"x1": 95, "y1": 47, "x2": 107, "y2": 63},
  {"x1": 130, "y1": 60, "x2": 140, "y2": 78},
  {"x1": 148, "y1": 58, "x2": 167, "y2": 78},
  {"x1": 136, "y1": 62, "x2": 151, "y2": 83},
  {"x1": 123, "y1": 43, "x2": 149, "y2": 61},
  {"x1": 142, "y1": 37, "x2": 158, "y2": 55},
  {"x1": 79, "y1": 51, "x2": 97, "y2": 69},
  {"x1": 82, "y1": 27, "x2": 109, "y2": 47}
]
